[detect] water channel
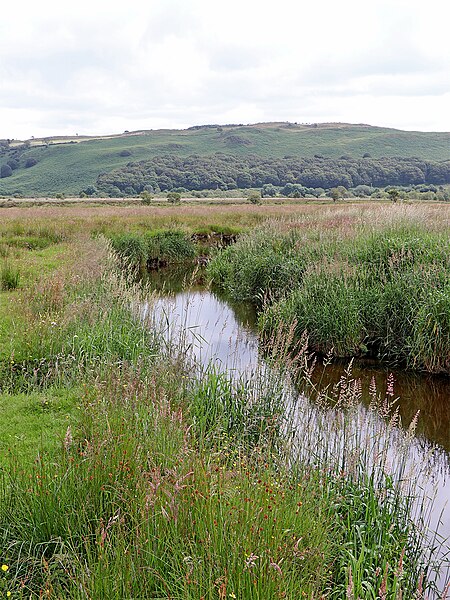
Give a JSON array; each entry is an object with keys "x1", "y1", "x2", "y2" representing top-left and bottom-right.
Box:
[{"x1": 147, "y1": 266, "x2": 450, "y2": 592}]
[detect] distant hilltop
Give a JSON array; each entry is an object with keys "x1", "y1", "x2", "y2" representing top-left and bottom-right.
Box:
[
  {"x1": 0, "y1": 122, "x2": 448, "y2": 197},
  {"x1": 1, "y1": 121, "x2": 447, "y2": 146}
]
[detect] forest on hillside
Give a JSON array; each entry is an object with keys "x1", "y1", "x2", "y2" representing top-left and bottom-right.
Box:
[{"x1": 96, "y1": 154, "x2": 450, "y2": 195}]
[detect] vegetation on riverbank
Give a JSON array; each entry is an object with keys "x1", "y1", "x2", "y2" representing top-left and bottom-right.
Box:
[
  {"x1": 0, "y1": 203, "x2": 448, "y2": 597},
  {"x1": 110, "y1": 230, "x2": 197, "y2": 271},
  {"x1": 208, "y1": 205, "x2": 450, "y2": 374}
]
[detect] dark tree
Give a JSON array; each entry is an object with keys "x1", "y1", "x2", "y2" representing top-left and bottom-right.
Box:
[
  {"x1": 7, "y1": 159, "x2": 19, "y2": 170},
  {"x1": 387, "y1": 188, "x2": 400, "y2": 203},
  {"x1": 0, "y1": 164, "x2": 12, "y2": 178}
]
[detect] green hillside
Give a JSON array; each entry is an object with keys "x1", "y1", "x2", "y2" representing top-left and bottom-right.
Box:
[{"x1": 0, "y1": 122, "x2": 449, "y2": 196}]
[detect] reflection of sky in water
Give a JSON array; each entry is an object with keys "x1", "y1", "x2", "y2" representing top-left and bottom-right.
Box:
[
  {"x1": 148, "y1": 290, "x2": 450, "y2": 591},
  {"x1": 152, "y1": 291, "x2": 260, "y2": 373}
]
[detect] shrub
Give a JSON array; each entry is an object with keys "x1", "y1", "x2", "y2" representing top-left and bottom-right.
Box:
[
  {"x1": 167, "y1": 191, "x2": 181, "y2": 203},
  {"x1": 7, "y1": 159, "x2": 19, "y2": 170},
  {"x1": 248, "y1": 191, "x2": 261, "y2": 204},
  {"x1": 25, "y1": 158, "x2": 38, "y2": 168},
  {"x1": 79, "y1": 186, "x2": 97, "y2": 197},
  {"x1": 139, "y1": 190, "x2": 153, "y2": 204},
  {"x1": 0, "y1": 164, "x2": 12, "y2": 178}
]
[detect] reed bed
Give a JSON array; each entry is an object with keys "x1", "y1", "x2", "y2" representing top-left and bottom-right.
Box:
[{"x1": 208, "y1": 205, "x2": 450, "y2": 373}]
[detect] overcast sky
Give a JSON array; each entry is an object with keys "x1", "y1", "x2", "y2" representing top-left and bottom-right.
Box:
[{"x1": 1, "y1": 0, "x2": 449, "y2": 139}]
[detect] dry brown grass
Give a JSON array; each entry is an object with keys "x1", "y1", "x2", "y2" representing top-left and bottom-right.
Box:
[{"x1": 1, "y1": 201, "x2": 448, "y2": 236}]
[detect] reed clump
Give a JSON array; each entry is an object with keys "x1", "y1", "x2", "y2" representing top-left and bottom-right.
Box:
[
  {"x1": 110, "y1": 229, "x2": 196, "y2": 271},
  {"x1": 208, "y1": 208, "x2": 450, "y2": 373},
  {"x1": 0, "y1": 261, "x2": 20, "y2": 290}
]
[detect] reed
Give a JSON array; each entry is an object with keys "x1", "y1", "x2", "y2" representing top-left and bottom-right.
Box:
[
  {"x1": 0, "y1": 261, "x2": 20, "y2": 291},
  {"x1": 209, "y1": 212, "x2": 450, "y2": 373},
  {"x1": 110, "y1": 229, "x2": 196, "y2": 270}
]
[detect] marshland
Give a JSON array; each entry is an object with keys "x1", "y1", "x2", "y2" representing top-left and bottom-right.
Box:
[{"x1": 0, "y1": 200, "x2": 449, "y2": 599}]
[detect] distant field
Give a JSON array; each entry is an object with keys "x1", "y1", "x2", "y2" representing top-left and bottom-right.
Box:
[
  {"x1": 0, "y1": 199, "x2": 448, "y2": 237},
  {"x1": 0, "y1": 122, "x2": 449, "y2": 197}
]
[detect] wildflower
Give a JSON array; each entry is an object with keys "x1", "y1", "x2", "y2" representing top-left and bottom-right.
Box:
[
  {"x1": 1, "y1": 564, "x2": 8, "y2": 571},
  {"x1": 245, "y1": 553, "x2": 259, "y2": 569},
  {"x1": 7, "y1": 593, "x2": 12, "y2": 597},
  {"x1": 229, "y1": 594, "x2": 236, "y2": 599}
]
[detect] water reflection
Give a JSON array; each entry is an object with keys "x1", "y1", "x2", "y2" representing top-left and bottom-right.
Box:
[
  {"x1": 312, "y1": 362, "x2": 450, "y2": 453},
  {"x1": 151, "y1": 290, "x2": 259, "y2": 374}
]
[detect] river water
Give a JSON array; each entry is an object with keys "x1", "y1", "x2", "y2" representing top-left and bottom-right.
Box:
[{"x1": 147, "y1": 268, "x2": 450, "y2": 591}]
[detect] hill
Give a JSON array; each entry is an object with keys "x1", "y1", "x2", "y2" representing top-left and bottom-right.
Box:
[{"x1": 0, "y1": 122, "x2": 449, "y2": 196}]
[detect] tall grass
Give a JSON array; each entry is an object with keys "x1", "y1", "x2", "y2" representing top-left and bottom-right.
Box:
[
  {"x1": 0, "y1": 261, "x2": 20, "y2": 290},
  {"x1": 0, "y1": 238, "x2": 157, "y2": 393},
  {"x1": 110, "y1": 229, "x2": 196, "y2": 271},
  {"x1": 208, "y1": 209, "x2": 450, "y2": 373}
]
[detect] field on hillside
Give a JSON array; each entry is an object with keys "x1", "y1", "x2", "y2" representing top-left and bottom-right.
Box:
[
  {"x1": 1, "y1": 122, "x2": 449, "y2": 196},
  {"x1": 0, "y1": 200, "x2": 449, "y2": 598}
]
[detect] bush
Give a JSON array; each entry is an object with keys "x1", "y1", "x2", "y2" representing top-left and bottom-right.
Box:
[
  {"x1": 248, "y1": 191, "x2": 261, "y2": 204},
  {"x1": 7, "y1": 159, "x2": 19, "y2": 170},
  {"x1": 25, "y1": 158, "x2": 38, "y2": 168},
  {"x1": 0, "y1": 164, "x2": 12, "y2": 178},
  {"x1": 167, "y1": 191, "x2": 181, "y2": 203},
  {"x1": 80, "y1": 186, "x2": 97, "y2": 197},
  {"x1": 139, "y1": 190, "x2": 153, "y2": 204},
  {"x1": 261, "y1": 184, "x2": 279, "y2": 197}
]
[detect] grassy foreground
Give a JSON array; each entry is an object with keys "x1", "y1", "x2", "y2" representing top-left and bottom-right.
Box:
[{"x1": 0, "y1": 203, "x2": 447, "y2": 597}]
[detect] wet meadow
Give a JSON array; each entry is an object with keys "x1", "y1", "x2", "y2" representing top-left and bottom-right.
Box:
[{"x1": 0, "y1": 200, "x2": 449, "y2": 598}]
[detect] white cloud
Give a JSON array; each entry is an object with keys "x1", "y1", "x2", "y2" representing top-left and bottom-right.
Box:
[{"x1": 0, "y1": 0, "x2": 449, "y2": 138}]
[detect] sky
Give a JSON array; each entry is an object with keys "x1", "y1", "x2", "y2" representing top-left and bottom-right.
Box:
[{"x1": 0, "y1": 0, "x2": 449, "y2": 139}]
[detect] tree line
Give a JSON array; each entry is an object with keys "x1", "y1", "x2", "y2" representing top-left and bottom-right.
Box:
[{"x1": 96, "y1": 154, "x2": 450, "y2": 195}]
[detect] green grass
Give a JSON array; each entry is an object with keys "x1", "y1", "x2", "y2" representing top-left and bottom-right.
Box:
[
  {"x1": 0, "y1": 122, "x2": 448, "y2": 196},
  {"x1": 208, "y1": 208, "x2": 450, "y2": 373},
  {"x1": 0, "y1": 389, "x2": 80, "y2": 464},
  {"x1": 110, "y1": 229, "x2": 197, "y2": 270},
  {"x1": 0, "y1": 262, "x2": 20, "y2": 291}
]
